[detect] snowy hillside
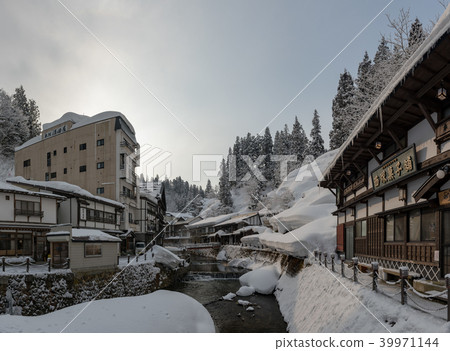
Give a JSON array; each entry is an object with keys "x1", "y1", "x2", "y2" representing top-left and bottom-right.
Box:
[{"x1": 242, "y1": 150, "x2": 339, "y2": 257}]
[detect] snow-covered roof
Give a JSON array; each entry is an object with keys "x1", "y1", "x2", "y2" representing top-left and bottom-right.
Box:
[
  {"x1": 71, "y1": 228, "x2": 121, "y2": 242},
  {"x1": 322, "y1": 5, "x2": 450, "y2": 180},
  {"x1": 139, "y1": 191, "x2": 158, "y2": 204},
  {"x1": 7, "y1": 176, "x2": 124, "y2": 209},
  {"x1": 214, "y1": 212, "x2": 259, "y2": 227},
  {"x1": 166, "y1": 212, "x2": 193, "y2": 221},
  {"x1": 46, "y1": 231, "x2": 70, "y2": 236},
  {"x1": 0, "y1": 180, "x2": 65, "y2": 200},
  {"x1": 15, "y1": 111, "x2": 137, "y2": 151},
  {"x1": 185, "y1": 213, "x2": 235, "y2": 229}
]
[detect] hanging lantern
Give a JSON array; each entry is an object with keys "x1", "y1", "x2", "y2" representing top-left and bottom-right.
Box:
[{"x1": 437, "y1": 82, "x2": 447, "y2": 101}]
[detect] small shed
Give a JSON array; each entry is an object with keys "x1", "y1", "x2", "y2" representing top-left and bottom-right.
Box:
[{"x1": 47, "y1": 226, "x2": 121, "y2": 272}]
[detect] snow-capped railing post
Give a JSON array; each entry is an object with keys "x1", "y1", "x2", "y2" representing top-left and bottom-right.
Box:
[
  {"x1": 318, "y1": 251, "x2": 322, "y2": 265},
  {"x1": 48, "y1": 258, "x2": 51, "y2": 272},
  {"x1": 445, "y1": 274, "x2": 450, "y2": 322},
  {"x1": 313, "y1": 250, "x2": 318, "y2": 261},
  {"x1": 66, "y1": 258, "x2": 70, "y2": 269},
  {"x1": 340, "y1": 254, "x2": 345, "y2": 277},
  {"x1": 144, "y1": 252, "x2": 147, "y2": 261},
  {"x1": 331, "y1": 253, "x2": 335, "y2": 272},
  {"x1": 127, "y1": 254, "x2": 130, "y2": 264},
  {"x1": 136, "y1": 254, "x2": 139, "y2": 263},
  {"x1": 352, "y1": 257, "x2": 358, "y2": 282},
  {"x1": 117, "y1": 255, "x2": 120, "y2": 265},
  {"x1": 2, "y1": 257, "x2": 5, "y2": 272},
  {"x1": 371, "y1": 262, "x2": 378, "y2": 292},
  {"x1": 400, "y1": 266, "x2": 409, "y2": 305},
  {"x1": 323, "y1": 253, "x2": 328, "y2": 268},
  {"x1": 26, "y1": 258, "x2": 30, "y2": 273}
]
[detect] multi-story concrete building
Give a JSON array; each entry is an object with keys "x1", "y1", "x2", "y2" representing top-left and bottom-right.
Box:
[{"x1": 14, "y1": 111, "x2": 140, "y2": 233}]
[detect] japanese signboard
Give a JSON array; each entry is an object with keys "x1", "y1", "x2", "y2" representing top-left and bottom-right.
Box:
[
  {"x1": 371, "y1": 145, "x2": 417, "y2": 191},
  {"x1": 438, "y1": 188, "x2": 450, "y2": 206}
]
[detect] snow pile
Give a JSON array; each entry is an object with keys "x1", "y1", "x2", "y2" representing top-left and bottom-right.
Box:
[
  {"x1": 239, "y1": 265, "x2": 280, "y2": 295},
  {"x1": 71, "y1": 228, "x2": 121, "y2": 242},
  {"x1": 276, "y1": 263, "x2": 450, "y2": 333},
  {"x1": 236, "y1": 286, "x2": 255, "y2": 296},
  {"x1": 0, "y1": 290, "x2": 215, "y2": 332},
  {"x1": 216, "y1": 249, "x2": 228, "y2": 261},
  {"x1": 151, "y1": 245, "x2": 184, "y2": 269},
  {"x1": 222, "y1": 292, "x2": 236, "y2": 301},
  {"x1": 237, "y1": 300, "x2": 251, "y2": 306},
  {"x1": 246, "y1": 150, "x2": 339, "y2": 256}
]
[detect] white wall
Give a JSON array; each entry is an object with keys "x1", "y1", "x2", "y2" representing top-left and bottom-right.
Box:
[
  {"x1": 0, "y1": 192, "x2": 14, "y2": 221},
  {"x1": 368, "y1": 196, "x2": 383, "y2": 216},
  {"x1": 41, "y1": 197, "x2": 57, "y2": 224},
  {"x1": 70, "y1": 241, "x2": 119, "y2": 270},
  {"x1": 406, "y1": 176, "x2": 429, "y2": 205},
  {"x1": 408, "y1": 118, "x2": 437, "y2": 163},
  {"x1": 384, "y1": 188, "x2": 404, "y2": 211}
]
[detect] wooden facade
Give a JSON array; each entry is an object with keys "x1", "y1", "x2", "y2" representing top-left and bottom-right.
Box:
[{"x1": 322, "y1": 13, "x2": 450, "y2": 281}]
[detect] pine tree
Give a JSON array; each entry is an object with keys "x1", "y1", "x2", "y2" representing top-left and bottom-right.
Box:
[
  {"x1": 205, "y1": 179, "x2": 213, "y2": 197},
  {"x1": 12, "y1": 86, "x2": 41, "y2": 139},
  {"x1": 218, "y1": 159, "x2": 233, "y2": 209},
  {"x1": 354, "y1": 51, "x2": 373, "y2": 117},
  {"x1": 290, "y1": 116, "x2": 308, "y2": 165},
  {"x1": 408, "y1": 17, "x2": 425, "y2": 49},
  {"x1": 329, "y1": 69, "x2": 356, "y2": 150},
  {"x1": 261, "y1": 127, "x2": 273, "y2": 183},
  {"x1": 372, "y1": 36, "x2": 393, "y2": 97},
  {"x1": 306, "y1": 110, "x2": 325, "y2": 158},
  {"x1": 0, "y1": 89, "x2": 28, "y2": 157}
]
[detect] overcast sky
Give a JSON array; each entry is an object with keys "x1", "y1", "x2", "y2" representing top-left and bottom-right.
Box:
[{"x1": 0, "y1": 0, "x2": 447, "y2": 186}]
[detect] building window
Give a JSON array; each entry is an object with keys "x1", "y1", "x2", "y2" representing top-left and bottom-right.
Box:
[
  {"x1": 15, "y1": 200, "x2": 41, "y2": 216},
  {"x1": 79, "y1": 143, "x2": 87, "y2": 151},
  {"x1": 96, "y1": 187, "x2": 104, "y2": 194},
  {"x1": 355, "y1": 220, "x2": 367, "y2": 237},
  {"x1": 85, "y1": 243, "x2": 102, "y2": 257},
  {"x1": 408, "y1": 209, "x2": 436, "y2": 241},
  {"x1": 53, "y1": 150, "x2": 57, "y2": 156},
  {"x1": 5, "y1": 195, "x2": 10, "y2": 200},
  {"x1": 23, "y1": 159, "x2": 31, "y2": 167},
  {"x1": 80, "y1": 165, "x2": 87, "y2": 172},
  {"x1": 64, "y1": 147, "x2": 67, "y2": 153},
  {"x1": 50, "y1": 172, "x2": 57, "y2": 179},
  {"x1": 120, "y1": 153, "x2": 125, "y2": 170},
  {"x1": 129, "y1": 213, "x2": 133, "y2": 223},
  {"x1": 64, "y1": 168, "x2": 67, "y2": 174},
  {"x1": 386, "y1": 213, "x2": 405, "y2": 242},
  {"x1": 47, "y1": 152, "x2": 51, "y2": 166},
  {"x1": 97, "y1": 139, "x2": 104, "y2": 146},
  {"x1": 45, "y1": 172, "x2": 49, "y2": 181},
  {"x1": 97, "y1": 162, "x2": 104, "y2": 169}
]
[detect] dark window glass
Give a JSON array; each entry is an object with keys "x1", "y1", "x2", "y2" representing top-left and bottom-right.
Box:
[
  {"x1": 80, "y1": 165, "x2": 87, "y2": 172},
  {"x1": 97, "y1": 139, "x2": 104, "y2": 146},
  {"x1": 394, "y1": 213, "x2": 406, "y2": 241},
  {"x1": 422, "y1": 209, "x2": 436, "y2": 241},
  {"x1": 50, "y1": 172, "x2": 56, "y2": 179},
  {"x1": 64, "y1": 147, "x2": 67, "y2": 153},
  {"x1": 53, "y1": 150, "x2": 57, "y2": 156},
  {"x1": 64, "y1": 168, "x2": 67, "y2": 174},
  {"x1": 45, "y1": 172, "x2": 49, "y2": 181},
  {"x1": 97, "y1": 162, "x2": 104, "y2": 169},
  {"x1": 79, "y1": 143, "x2": 87, "y2": 151},
  {"x1": 23, "y1": 159, "x2": 31, "y2": 167},
  {"x1": 409, "y1": 209, "x2": 421, "y2": 241},
  {"x1": 386, "y1": 215, "x2": 394, "y2": 241},
  {"x1": 96, "y1": 187, "x2": 104, "y2": 194}
]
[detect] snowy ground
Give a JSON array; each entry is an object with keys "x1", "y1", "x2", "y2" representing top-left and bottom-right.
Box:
[
  {"x1": 276, "y1": 262, "x2": 450, "y2": 333},
  {"x1": 0, "y1": 290, "x2": 215, "y2": 332}
]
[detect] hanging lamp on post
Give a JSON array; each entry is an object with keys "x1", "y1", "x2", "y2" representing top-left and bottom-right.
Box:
[{"x1": 437, "y1": 81, "x2": 447, "y2": 101}]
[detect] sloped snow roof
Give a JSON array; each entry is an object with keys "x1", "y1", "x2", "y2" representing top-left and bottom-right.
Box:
[
  {"x1": 72, "y1": 228, "x2": 121, "y2": 242},
  {"x1": 214, "y1": 212, "x2": 259, "y2": 227},
  {"x1": 185, "y1": 213, "x2": 235, "y2": 229},
  {"x1": 0, "y1": 180, "x2": 65, "y2": 200},
  {"x1": 15, "y1": 111, "x2": 137, "y2": 151},
  {"x1": 323, "y1": 5, "x2": 450, "y2": 179},
  {"x1": 7, "y1": 176, "x2": 124, "y2": 208}
]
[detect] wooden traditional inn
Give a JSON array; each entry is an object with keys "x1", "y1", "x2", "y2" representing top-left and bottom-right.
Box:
[{"x1": 320, "y1": 10, "x2": 450, "y2": 281}]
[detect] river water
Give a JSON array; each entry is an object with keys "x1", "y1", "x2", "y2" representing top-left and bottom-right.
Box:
[{"x1": 168, "y1": 255, "x2": 287, "y2": 333}]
